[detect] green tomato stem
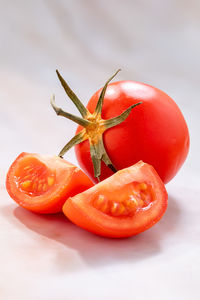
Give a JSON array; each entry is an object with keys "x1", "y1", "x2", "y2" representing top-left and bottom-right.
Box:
[
  {"x1": 56, "y1": 70, "x2": 89, "y2": 118},
  {"x1": 51, "y1": 69, "x2": 142, "y2": 180},
  {"x1": 51, "y1": 95, "x2": 92, "y2": 127}
]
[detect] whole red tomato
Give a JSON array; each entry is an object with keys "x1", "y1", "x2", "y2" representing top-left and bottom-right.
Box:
[{"x1": 75, "y1": 80, "x2": 189, "y2": 184}]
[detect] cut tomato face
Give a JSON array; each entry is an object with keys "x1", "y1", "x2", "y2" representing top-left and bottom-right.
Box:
[
  {"x1": 63, "y1": 161, "x2": 168, "y2": 238},
  {"x1": 6, "y1": 152, "x2": 94, "y2": 214}
]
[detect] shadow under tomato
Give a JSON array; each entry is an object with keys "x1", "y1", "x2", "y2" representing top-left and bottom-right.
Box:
[{"x1": 6, "y1": 194, "x2": 180, "y2": 270}]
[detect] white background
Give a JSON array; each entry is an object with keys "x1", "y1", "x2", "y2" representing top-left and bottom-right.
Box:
[{"x1": 0, "y1": 1, "x2": 200, "y2": 299}]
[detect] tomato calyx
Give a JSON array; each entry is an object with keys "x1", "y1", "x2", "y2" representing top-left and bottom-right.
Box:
[{"x1": 51, "y1": 69, "x2": 142, "y2": 181}]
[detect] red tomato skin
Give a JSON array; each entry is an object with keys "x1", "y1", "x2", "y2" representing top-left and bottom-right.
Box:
[
  {"x1": 6, "y1": 152, "x2": 94, "y2": 214},
  {"x1": 75, "y1": 81, "x2": 190, "y2": 184},
  {"x1": 63, "y1": 161, "x2": 168, "y2": 238}
]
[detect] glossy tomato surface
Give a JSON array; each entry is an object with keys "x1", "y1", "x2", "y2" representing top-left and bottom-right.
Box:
[
  {"x1": 6, "y1": 152, "x2": 94, "y2": 213},
  {"x1": 63, "y1": 161, "x2": 168, "y2": 238},
  {"x1": 75, "y1": 81, "x2": 189, "y2": 183}
]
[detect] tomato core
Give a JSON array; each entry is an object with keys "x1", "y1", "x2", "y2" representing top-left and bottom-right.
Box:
[
  {"x1": 14, "y1": 157, "x2": 55, "y2": 197},
  {"x1": 91, "y1": 181, "x2": 154, "y2": 218}
]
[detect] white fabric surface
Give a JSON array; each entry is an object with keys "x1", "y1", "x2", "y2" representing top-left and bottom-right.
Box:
[{"x1": 0, "y1": 1, "x2": 200, "y2": 299}]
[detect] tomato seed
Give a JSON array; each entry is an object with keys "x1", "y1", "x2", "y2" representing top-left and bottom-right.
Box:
[
  {"x1": 47, "y1": 176, "x2": 55, "y2": 186},
  {"x1": 21, "y1": 180, "x2": 32, "y2": 189}
]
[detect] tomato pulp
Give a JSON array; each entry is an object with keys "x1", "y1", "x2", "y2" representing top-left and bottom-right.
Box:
[
  {"x1": 75, "y1": 81, "x2": 189, "y2": 183},
  {"x1": 6, "y1": 152, "x2": 94, "y2": 213},
  {"x1": 63, "y1": 161, "x2": 168, "y2": 238}
]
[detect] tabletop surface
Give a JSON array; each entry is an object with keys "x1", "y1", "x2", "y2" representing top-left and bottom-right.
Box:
[{"x1": 0, "y1": 1, "x2": 200, "y2": 300}]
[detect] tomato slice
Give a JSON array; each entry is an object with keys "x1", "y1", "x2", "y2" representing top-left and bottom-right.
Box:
[
  {"x1": 63, "y1": 161, "x2": 168, "y2": 238},
  {"x1": 6, "y1": 152, "x2": 94, "y2": 213}
]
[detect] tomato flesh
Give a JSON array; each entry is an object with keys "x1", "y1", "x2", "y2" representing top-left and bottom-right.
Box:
[
  {"x1": 63, "y1": 161, "x2": 168, "y2": 238},
  {"x1": 91, "y1": 181, "x2": 154, "y2": 218},
  {"x1": 15, "y1": 156, "x2": 56, "y2": 197},
  {"x1": 6, "y1": 152, "x2": 94, "y2": 213}
]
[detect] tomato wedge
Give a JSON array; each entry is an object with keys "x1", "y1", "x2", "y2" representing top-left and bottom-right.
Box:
[
  {"x1": 6, "y1": 152, "x2": 94, "y2": 214},
  {"x1": 63, "y1": 161, "x2": 168, "y2": 238}
]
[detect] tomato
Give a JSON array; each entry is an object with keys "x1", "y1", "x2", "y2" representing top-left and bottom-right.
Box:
[
  {"x1": 75, "y1": 80, "x2": 190, "y2": 184},
  {"x1": 63, "y1": 161, "x2": 168, "y2": 238},
  {"x1": 6, "y1": 152, "x2": 94, "y2": 214}
]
